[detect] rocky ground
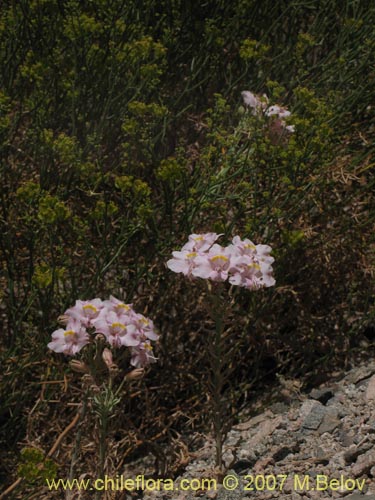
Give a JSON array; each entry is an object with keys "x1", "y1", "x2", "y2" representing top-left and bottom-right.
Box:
[{"x1": 123, "y1": 360, "x2": 375, "y2": 500}]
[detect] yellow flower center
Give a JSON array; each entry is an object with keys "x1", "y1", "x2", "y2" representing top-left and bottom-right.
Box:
[
  {"x1": 112, "y1": 322, "x2": 125, "y2": 330},
  {"x1": 144, "y1": 343, "x2": 153, "y2": 351},
  {"x1": 244, "y1": 243, "x2": 256, "y2": 250},
  {"x1": 83, "y1": 304, "x2": 98, "y2": 313},
  {"x1": 194, "y1": 236, "x2": 204, "y2": 242},
  {"x1": 211, "y1": 255, "x2": 228, "y2": 262},
  {"x1": 117, "y1": 303, "x2": 130, "y2": 311},
  {"x1": 247, "y1": 263, "x2": 261, "y2": 270},
  {"x1": 64, "y1": 330, "x2": 75, "y2": 337},
  {"x1": 186, "y1": 252, "x2": 197, "y2": 259},
  {"x1": 140, "y1": 318, "x2": 149, "y2": 326}
]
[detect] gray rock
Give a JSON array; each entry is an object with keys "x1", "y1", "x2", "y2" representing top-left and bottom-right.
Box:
[
  {"x1": 140, "y1": 360, "x2": 375, "y2": 500},
  {"x1": 300, "y1": 400, "x2": 327, "y2": 430},
  {"x1": 343, "y1": 443, "x2": 372, "y2": 465},
  {"x1": 270, "y1": 402, "x2": 289, "y2": 414},
  {"x1": 345, "y1": 362, "x2": 375, "y2": 384},
  {"x1": 272, "y1": 444, "x2": 300, "y2": 462},
  {"x1": 352, "y1": 450, "x2": 375, "y2": 476},
  {"x1": 309, "y1": 386, "x2": 335, "y2": 405},
  {"x1": 338, "y1": 429, "x2": 355, "y2": 447},
  {"x1": 318, "y1": 410, "x2": 340, "y2": 434}
]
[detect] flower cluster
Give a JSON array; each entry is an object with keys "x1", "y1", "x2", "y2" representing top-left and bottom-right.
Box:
[
  {"x1": 48, "y1": 296, "x2": 158, "y2": 367},
  {"x1": 167, "y1": 233, "x2": 275, "y2": 289},
  {"x1": 241, "y1": 90, "x2": 295, "y2": 134}
]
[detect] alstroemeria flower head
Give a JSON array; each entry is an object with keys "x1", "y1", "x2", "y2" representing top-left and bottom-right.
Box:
[
  {"x1": 48, "y1": 320, "x2": 89, "y2": 356},
  {"x1": 49, "y1": 296, "x2": 158, "y2": 370},
  {"x1": 167, "y1": 233, "x2": 275, "y2": 289},
  {"x1": 65, "y1": 298, "x2": 104, "y2": 327}
]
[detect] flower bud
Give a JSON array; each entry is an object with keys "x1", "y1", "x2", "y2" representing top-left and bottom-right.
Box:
[
  {"x1": 125, "y1": 368, "x2": 144, "y2": 381},
  {"x1": 57, "y1": 314, "x2": 70, "y2": 325},
  {"x1": 95, "y1": 333, "x2": 106, "y2": 343},
  {"x1": 102, "y1": 348, "x2": 115, "y2": 369},
  {"x1": 69, "y1": 359, "x2": 89, "y2": 374}
]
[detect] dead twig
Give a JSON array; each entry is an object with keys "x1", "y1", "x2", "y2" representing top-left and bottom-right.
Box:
[{"x1": 47, "y1": 411, "x2": 81, "y2": 458}]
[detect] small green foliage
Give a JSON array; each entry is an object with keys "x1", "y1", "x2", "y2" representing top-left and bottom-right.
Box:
[
  {"x1": 282, "y1": 229, "x2": 305, "y2": 247},
  {"x1": 91, "y1": 200, "x2": 118, "y2": 220},
  {"x1": 53, "y1": 133, "x2": 81, "y2": 166},
  {"x1": 239, "y1": 38, "x2": 270, "y2": 60},
  {"x1": 16, "y1": 182, "x2": 40, "y2": 203},
  {"x1": 133, "y1": 179, "x2": 151, "y2": 199},
  {"x1": 38, "y1": 194, "x2": 71, "y2": 224},
  {"x1": 0, "y1": 90, "x2": 11, "y2": 136},
  {"x1": 156, "y1": 157, "x2": 183, "y2": 182},
  {"x1": 18, "y1": 447, "x2": 57, "y2": 485},
  {"x1": 32, "y1": 264, "x2": 65, "y2": 289},
  {"x1": 93, "y1": 387, "x2": 120, "y2": 421},
  {"x1": 115, "y1": 175, "x2": 134, "y2": 193},
  {"x1": 266, "y1": 80, "x2": 286, "y2": 101},
  {"x1": 115, "y1": 175, "x2": 151, "y2": 199},
  {"x1": 296, "y1": 32, "x2": 316, "y2": 59},
  {"x1": 63, "y1": 13, "x2": 103, "y2": 41}
]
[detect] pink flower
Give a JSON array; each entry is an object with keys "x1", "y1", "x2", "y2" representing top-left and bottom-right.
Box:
[
  {"x1": 255, "y1": 243, "x2": 274, "y2": 261},
  {"x1": 48, "y1": 320, "x2": 89, "y2": 356},
  {"x1": 229, "y1": 236, "x2": 257, "y2": 256},
  {"x1": 93, "y1": 310, "x2": 140, "y2": 348},
  {"x1": 130, "y1": 341, "x2": 157, "y2": 368},
  {"x1": 181, "y1": 233, "x2": 222, "y2": 252},
  {"x1": 166, "y1": 250, "x2": 199, "y2": 277},
  {"x1": 241, "y1": 91, "x2": 267, "y2": 115},
  {"x1": 265, "y1": 105, "x2": 291, "y2": 119},
  {"x1": 102, "y1": 295, "x2": 134, "y2": 316},
  {"x1": 167, "y1": 233, "x2": 225, "y2": 277},
  {"x1": 192, "y1": 244, "x2": 233, "y2": 282},
  {"x1": 265, "y1": 104, "x2": 294, "y2": 140},
  {"x1": 65, "y1": 298, "x2": 104, "y2": 327},
  {"x1": 228, "y1": 236, "x2": 275, "y2": 288},
  {"x1": 130, "y1": 313, "x2": 159, "y2": 342},
  {"x1": 229, "y1": 256, "x2": 264, "y2": 290},
  {"x1": 241, "y1": 90, "x2": 294, "y2": 139}
]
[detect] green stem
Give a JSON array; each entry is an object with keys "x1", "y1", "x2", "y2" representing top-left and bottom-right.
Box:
[
  {"x1": 98, "y1": 418, "x2": 107, "y2": 482},
  {"x1": 67, "y1": 388, "x2": 89, "y2": 500},
  {"x1": 207, "y1": 285, "x2": 226, "y2": 471},
  {"x1": 94, "y1": 392, "x2": 109, "y2": 500}
]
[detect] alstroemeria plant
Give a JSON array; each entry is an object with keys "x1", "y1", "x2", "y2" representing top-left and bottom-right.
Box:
[
  {"x1": 167, "y1": 233, "x2": 275, "y2": 472},
  {"x1": 48, "y1": 296, "x2": 158, "y2": 495}
]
